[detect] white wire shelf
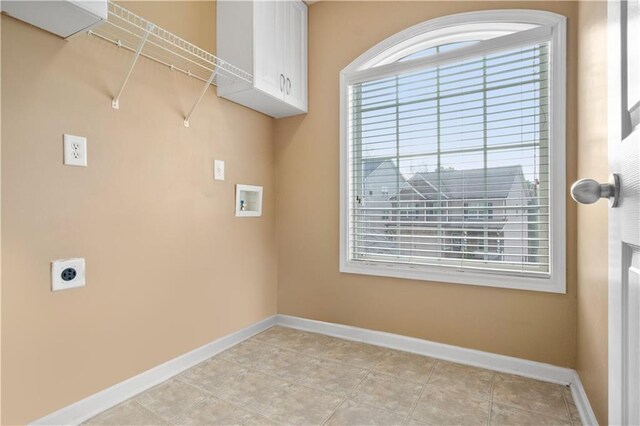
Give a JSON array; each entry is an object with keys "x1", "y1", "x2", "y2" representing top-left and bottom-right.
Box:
[{"x1": 88, "y1": 1, "x2": 253, "y2": 127}]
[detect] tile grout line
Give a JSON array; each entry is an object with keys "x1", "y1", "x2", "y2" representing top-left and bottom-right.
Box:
[
  {"x1": 131, "y1": 400, "x2": 179, "y2": 426},
  {"x1": 172, "y1": 381, "x2": 266, "y2": 426},
  {"x1": 249, "y1": 330, "x2": 508, "y2": 423},
  {"x1": 171, "y1": 363, "x2": 289, "y2": 425},
  {"x1": 234, "y1": 333, "x2": 395, "y2": 378},
  {"x1": 317, "y1": 346, "x2": 389, "y2": 425},
  {"x1": 250, "y1": 334, "x2": 444, "y2": 388},
  {"x1": 219, "y1": 352, "x2": 374, "y2": 402},
  {"x1": 208, "y1": 349, "x2": 418, "y2": 424},
  {"x1": 320, "y1": 370, "x2": 373, "y2": 425},
  {"x1": 155, "y1": 379, "x2": 276, "y2": 426},
  {"x1": 488, "y1": 377, "x2": 574, "y2": 424},
  {"x1": 489, "y1": 400, "x2": 576, "y2": 424},
  {"x1": 252, "y1": 333, "x2": 394, "y2": 372},
  {"x1": 236, "y1": 342, "x2": 382, "y2": 374},
  {"x1": 93, "y1": 380, "x2": 194, "y2": 426},
  {"x1": 561, "y1": 385, "x2": 576, "y2": 426},
  {"x1": 433, "y1": 361, "x2": 572, "y2": 425},
  {"x1": 487, "y1": 371, "x2": 496, "y2": 426},
  {"x1": 95, "y1": 400, "x2": 179, "y2": 426},
  {"x1": 136, "y1": 378, "x2": 225, "y2": 425},
  {"x1": 318, "y1": 348, "x2": 410, "y2": 425},
  {"x1": 403, "y1": 359, "x2": 437, "y2": 425},
  {"x1": 405, "y1": 386, "x2": 426, "y2": 426},
  {"x1": 173, "y1": 377, "x2": 288, "y2": 426},
  {"x1": 318, "y1": 350, "x2": 428, "y2": 424},
  {"x1": 268, "y1": 330, "x2": 495, "y2": 391}
]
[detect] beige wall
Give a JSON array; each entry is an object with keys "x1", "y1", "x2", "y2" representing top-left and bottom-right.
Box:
[
  {"x1": 275, "y1": 1, "x2": 579, "y2": 368},
  {"x1": 1, "y1": 2, "x2": 277, "y2": 423},
  {"x1": 576, "y1": 1, "x2": 608, "y2": 423}
]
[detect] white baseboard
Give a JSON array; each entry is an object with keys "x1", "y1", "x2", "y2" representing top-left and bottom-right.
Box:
[
  {"x1": 277, "y1": 314, "x2": 575, "y2": 384},
  {"x1": 30, "y1": 315, "x2": 278, "y2": 426},
  {"x1": 276, "y1": 314, "x2": 599, "y2": 425},
  {"x1": 570, "y1": 370, "x2": 600, "y2": 426},
  {"x1": 31, "y1": 314, "x2": 598, "y2": 426}
]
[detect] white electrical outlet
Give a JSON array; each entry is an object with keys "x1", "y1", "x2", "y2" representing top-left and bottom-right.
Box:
[
  {"x1": 51, "y1": 258, "x2": 85, "y2": 291},
  {"x1": 63, "y1": 134, "x2": 87, "y2": 167},
  {"x1": 214, "y1": 159, "x2": 225, "y2": 181}
]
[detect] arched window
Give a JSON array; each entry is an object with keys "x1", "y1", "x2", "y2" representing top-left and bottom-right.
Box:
[{"x1": 339, "y1": 10, "x2": 566, "y2": 293}]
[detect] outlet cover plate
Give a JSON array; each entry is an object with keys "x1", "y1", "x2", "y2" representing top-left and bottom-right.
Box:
[
  {"x1": 214, "y1": 159, "x2": 225, "y2": 181},
  {"x1": 51, "y1": 258, "x2": 85, "y2": 291},
  {"x1": 63, "y1": 134, "x2": 87, "y2": 167}
]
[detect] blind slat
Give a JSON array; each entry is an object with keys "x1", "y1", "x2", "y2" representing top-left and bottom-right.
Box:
[
  {"x1": 354, "y1": 81, "x2": 549, "y2": 113},
  {"x1": 352, "y1": 251, "x2": 549, "y2": 267},
  {"x1": 352, "y1": 245, "x2": 549, "y2": 257},
  {"x1": 351, "y1": 225, "x2": 550, "y2": 234},
  {"x1": 352, "y1": 95, "x2": 548, "y2": 127},
  {"x1": 354, "y1": 68, "x2": 548, "y2": 107}
]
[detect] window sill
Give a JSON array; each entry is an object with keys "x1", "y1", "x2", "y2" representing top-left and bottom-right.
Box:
[{"x1": 339, "y1": 260, "x2": 566, "y2": 294}]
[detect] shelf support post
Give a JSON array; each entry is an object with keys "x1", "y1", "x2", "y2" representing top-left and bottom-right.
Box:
[
  {"x1": 112, "y1": 23, "x2": 154, "y2": 109},
  {"x1": 183, "y1": 68, "x2": 219, "y2": 127}
]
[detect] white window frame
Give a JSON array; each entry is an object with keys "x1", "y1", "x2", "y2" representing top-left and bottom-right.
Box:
[{"x1": 339, "y1": 10, "x2": 567, "y2": 293}]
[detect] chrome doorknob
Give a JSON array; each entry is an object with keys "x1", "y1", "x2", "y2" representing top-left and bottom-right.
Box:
[{"x1": 571, "y1": 173, "x2": 620, "y2": 207}]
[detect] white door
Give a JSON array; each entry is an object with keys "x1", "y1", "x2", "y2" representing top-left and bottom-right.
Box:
[
  {"x1": 254, "y1": 0, "x2": 285, "y2": 100},
  {"x1": 609, "y1": 1, "x2": 640, "y2": 424},
  {"x1": 283, "y1": 0, "x2": 307, "y2": 111}
]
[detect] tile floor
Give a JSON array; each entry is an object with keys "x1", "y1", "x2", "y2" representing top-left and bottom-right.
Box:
[{"x1": 85, "y1": 326, "x2": 582, "y2": 425}]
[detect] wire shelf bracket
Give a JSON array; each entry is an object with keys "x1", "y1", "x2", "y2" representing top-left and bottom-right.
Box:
[
  {"x1": 111, "y1": 22, "x2": 154, "y2": 109},
  {"x1": 184, "y1": 69, "x2": 218, "y2": 128},
  {"x1": 87, "y1": 1, "x2": 253, "y2": 126}
]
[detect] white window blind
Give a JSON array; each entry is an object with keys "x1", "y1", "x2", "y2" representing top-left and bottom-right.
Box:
[{"x1": 347, "y1": 41, "x2": 551, "y2": 278}]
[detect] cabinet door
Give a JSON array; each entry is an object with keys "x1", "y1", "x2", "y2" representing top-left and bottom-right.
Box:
[
  {"x1": 283, "y1": 0, "x2": 307, "y2": 111},
  {"x1": 253, "y1": 0, "x2": 285, "y2": 100}
]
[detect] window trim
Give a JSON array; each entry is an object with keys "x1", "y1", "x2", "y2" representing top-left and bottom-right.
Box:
[
  {"x1": 375, "y1": 22, "x2": 538, "y2": 66},
  {"x1": 339, "y1": 9, "x2": 567, "y2": 293}
]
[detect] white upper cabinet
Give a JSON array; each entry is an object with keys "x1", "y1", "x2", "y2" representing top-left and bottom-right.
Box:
[
  {"x1": 1, "y1": 0, "x2": 107, "y2": 38},
  {"x1": 283, "y1": 0, "x2": 307, "y2": 111},
  {"x1": 253, "y1": 0, "x2": 285, "y2": 100},
  {"x1": 217, "y1": 0, "x2": 308, "y2": 118}
]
